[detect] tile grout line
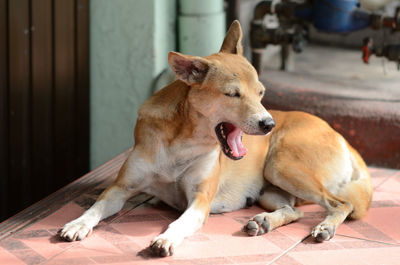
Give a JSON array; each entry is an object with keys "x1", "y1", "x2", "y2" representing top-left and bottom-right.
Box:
[
  {"x1": 104, "y1": 195, "x2": 155, "y2": 224},
  {"x1": 332, "y1": 235, "x2": 372, "y2": 265},
  {"x1": 267, "y1": 234, "x2": 311, "y2": 265},
  {"x1": 41, "y1": 241, "x2": 82, "y2": 265},
  {"x1": 373, "y1": 171, "x2": 400, "y2": 191},
  {"x1": 335, "y1": 233, "x2": 400, "y2": 247}
]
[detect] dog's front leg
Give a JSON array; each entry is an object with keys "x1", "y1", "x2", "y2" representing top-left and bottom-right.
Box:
[
  {"x1": 150, "y1": 193, "x2": 211, "y2": 257},
  {"x1": 150, "y1": 155, "x2": 220, "y2": 257},
  {"x1": 59, "y1": 184, "x2": 137, "y2": 241},
  {"x1": 59, "y1": 150, "x2": 148, "y2": 241}
]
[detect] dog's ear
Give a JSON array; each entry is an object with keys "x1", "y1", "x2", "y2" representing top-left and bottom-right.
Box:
[
  {"x1": 220, "y1": 20, "x2": 243, "y2": 55},
  {"x1": 168, "y1": 52, "x2": 210, "y2": 85}
]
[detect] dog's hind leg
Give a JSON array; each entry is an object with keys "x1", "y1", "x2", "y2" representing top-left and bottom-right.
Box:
[
  {"x1": 310, "y1": 192, "x2": 354, "y2": 242},
  {"x1": 264, "y1": 160, "x2": 354, "y2": 242},
  {"x1": 243, "y1": 185, "x2": 303, "y2": 236},
  {"x1": 59, "y1": 150, "x2": 147, "y2": 241},
  {"x1": 311, "y1": 148, "x2": 372, "y2": 241}
]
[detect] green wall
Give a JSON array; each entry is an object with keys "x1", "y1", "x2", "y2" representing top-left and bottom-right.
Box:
[{"x1": 90, "y1": 0, "x2": 176, "y2": 169}]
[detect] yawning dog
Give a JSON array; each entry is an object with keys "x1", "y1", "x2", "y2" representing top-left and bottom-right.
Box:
[{"x1": 60, "y1": 21, "x2": 373, "y2": 257}]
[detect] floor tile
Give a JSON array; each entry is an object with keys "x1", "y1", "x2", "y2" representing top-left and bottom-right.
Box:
[
  {"x1": 27, "y1": 202, "x2": 85, "y2": 231},
  {"x1": 19, "y1": 238, "x2": 65, "y2": 259},
  {"x1": 371, "y1": 168, "x2": 399, "y2": 189},
  {"x1": 351, "y1": 247, "x2": 400, "y2": 265},
  {"x1": 45, "y1": 257, "x2": 96, "y2": 265},
  {"x1": 0, "y1": 247, "x2": 26, "y2": 265},
  {"x1": 2, "y1": 248, "x2": 46, "y2": 265},
  {"x1": 286, "y1": 248, "x2": 370, "y2": 265},
  {"x1": 0, "y1": 167, "x2": 399, "y2": 265},
  {"x1": 362, "y1": 207, "x2": 400, "y2": 243}
]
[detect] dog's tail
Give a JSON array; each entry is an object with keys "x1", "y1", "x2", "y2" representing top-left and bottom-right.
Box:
[{"x1": 338, "y1": 144, "x2": 373, "y2": 220}]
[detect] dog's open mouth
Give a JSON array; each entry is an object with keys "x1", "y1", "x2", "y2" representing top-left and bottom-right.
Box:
[{"x1": 215, "y1": 122, "x2": 248, "y2": 160}]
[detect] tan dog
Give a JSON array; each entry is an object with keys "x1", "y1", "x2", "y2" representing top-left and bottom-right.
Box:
[{"x1": 60, "y1": 21, "x2": 372, "y2": 257}]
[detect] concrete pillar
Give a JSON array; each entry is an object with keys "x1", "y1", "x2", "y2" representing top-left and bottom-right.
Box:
[{"x1": 179, "y1": 0, "x2": 226, "y2": 56}]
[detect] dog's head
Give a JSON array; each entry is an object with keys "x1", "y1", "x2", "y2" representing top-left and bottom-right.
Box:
[{"x1": 168, "y1": 21, "x2": 275, "y2": 160}]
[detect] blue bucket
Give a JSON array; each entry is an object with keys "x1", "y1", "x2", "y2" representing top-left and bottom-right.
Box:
[{"x1": 313, "y1": 0, "x2": 370, "y2": 32}]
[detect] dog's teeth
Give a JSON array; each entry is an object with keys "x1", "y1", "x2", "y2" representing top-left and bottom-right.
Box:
[
  {"x1": 220, "y1": 124, "x2": 223, "y2": 130},
  {"x1": 221, "y1": 131, "x2": 226, "y2": 139}
]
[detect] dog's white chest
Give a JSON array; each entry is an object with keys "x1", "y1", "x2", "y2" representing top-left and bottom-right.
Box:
[{"x1": 143, "y1": 146, "x2": 219, "y2": 210}]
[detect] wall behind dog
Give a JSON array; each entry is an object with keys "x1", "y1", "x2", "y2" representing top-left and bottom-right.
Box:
[{"x1": 90, "y1": 0, "x2": 176, "y2": 169}]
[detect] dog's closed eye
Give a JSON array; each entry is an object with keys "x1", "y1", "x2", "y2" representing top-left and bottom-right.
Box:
[
  {"x1": 223, "y1": 85, "x2": 241, "y2": 98},
  {"x1": 224, "y1": 91, "x2": 241, "y2": 98}
]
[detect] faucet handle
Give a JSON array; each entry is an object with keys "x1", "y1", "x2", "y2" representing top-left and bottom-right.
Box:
[{"x1": 361, "y1": 37, "x2": 373, "y2": 64}]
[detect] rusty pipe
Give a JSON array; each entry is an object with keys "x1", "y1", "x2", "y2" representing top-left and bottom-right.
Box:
[
  {"x1": 251, "y1": 0, "x2": 275, "y2": 73},
  {"x1": 226, "y1": 0, "x2": 240, "y2": 30},
  {"x1": 370, "y1": 7, "x2": 400, "y2": 31},
  {"x1": 254, "y1": 0, "x2": 274, "y2": 22}
]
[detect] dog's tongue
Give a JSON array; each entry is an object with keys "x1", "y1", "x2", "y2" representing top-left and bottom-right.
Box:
[{"x1": 227, "y1": 127, "x2": 248, "y2": 158}]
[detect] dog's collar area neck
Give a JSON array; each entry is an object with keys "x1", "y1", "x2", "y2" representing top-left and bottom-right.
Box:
[{"x1": 215, "y1": 122, "x2": 248, "y2": 160}]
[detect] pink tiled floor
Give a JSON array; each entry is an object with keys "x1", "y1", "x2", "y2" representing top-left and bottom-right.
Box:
[{"x1": 1, "y1": 167, "x2": 399, "y2": 265}]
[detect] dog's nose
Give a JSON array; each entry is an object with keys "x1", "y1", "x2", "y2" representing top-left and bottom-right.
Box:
[{"x1": 259, "y1": 118, "x2": 275, "y2": 134}]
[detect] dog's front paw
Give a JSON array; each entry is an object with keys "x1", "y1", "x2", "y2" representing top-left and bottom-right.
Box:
[
  {"x1": 243, "y1": 214, "x2": 271, "y2": 236},
  {"x1": 59, "y1": 219, "x2": 93, "y2": 242},
  {"x1": 150, "y1": 235, "x2": 176, "y2": 257},
  {"x1": 311, "y1": 223, "x2": 336, "y2": 242}
]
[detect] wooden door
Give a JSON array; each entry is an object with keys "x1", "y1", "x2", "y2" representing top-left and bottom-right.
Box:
[{"x1": 0, "y1": 0, "x2": 89, "y2": 221}]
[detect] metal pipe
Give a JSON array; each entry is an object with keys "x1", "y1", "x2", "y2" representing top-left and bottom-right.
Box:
[
  {"x1": 253, "y1": 0, "x2": 274, "y2": 22},
  {"x1": 251, "y1": 0, "x2": 274, "y2": 73},
  {"x1": 226, "y1": 0, "x2": 240, "y2": 30}
]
